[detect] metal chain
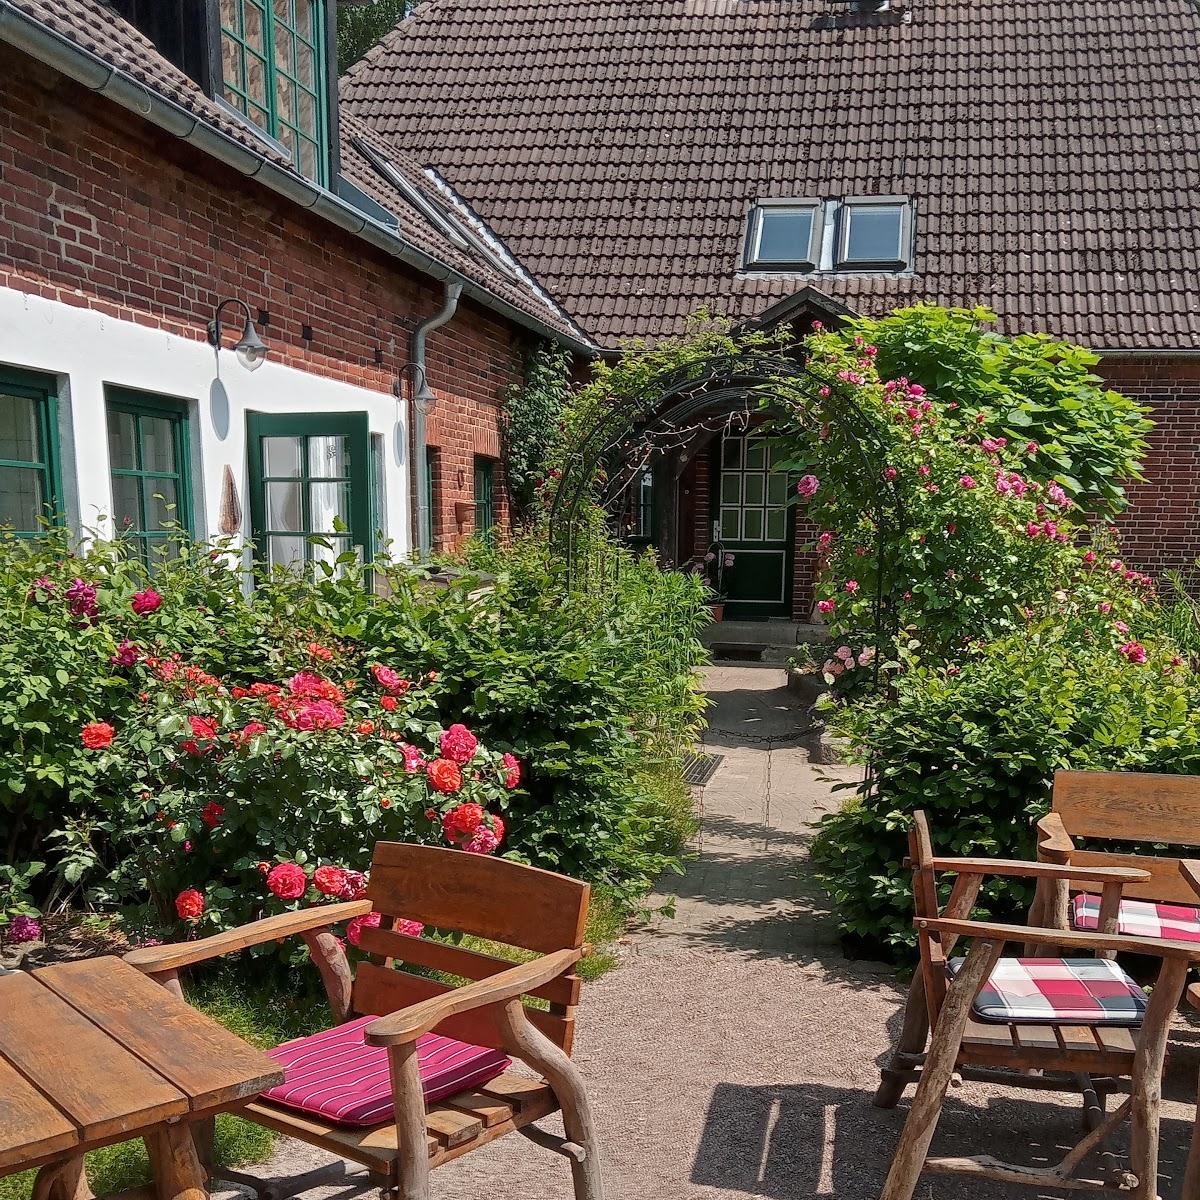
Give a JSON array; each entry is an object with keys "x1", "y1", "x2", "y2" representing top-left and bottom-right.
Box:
[{"x1": 701, "y1": 724, "x2": 819, "y2": 747}]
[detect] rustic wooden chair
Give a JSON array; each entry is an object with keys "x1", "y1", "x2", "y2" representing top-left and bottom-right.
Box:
[
  {"x1": 124, "y1": 842, "x2": 605, "y2": 1200},
  {"x1": 876, "y1": 811, "x2": 1200, "y2": 1199}
]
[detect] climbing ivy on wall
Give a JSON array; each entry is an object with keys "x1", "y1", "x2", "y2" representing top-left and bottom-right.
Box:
[{"x1": 501, "y1": 341, "x2": 573, "y2": 523}]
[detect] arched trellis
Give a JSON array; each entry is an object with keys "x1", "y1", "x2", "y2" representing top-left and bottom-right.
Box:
[{"x1": 545, "y1": 349, "x2": 908, "y2": 687}]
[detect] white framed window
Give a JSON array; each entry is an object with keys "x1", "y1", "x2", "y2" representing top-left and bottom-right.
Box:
[
  {"x1": 742, "y1": 199, "x2": 823, "y2": 271},
  {"x1": 836, "y1": 196, "x2": 913, "y2": 269}
]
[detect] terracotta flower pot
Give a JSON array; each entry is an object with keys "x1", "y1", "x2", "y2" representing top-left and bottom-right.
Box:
[{"x1": 709, "y1": 602, "x2": 725, "y2": 622}]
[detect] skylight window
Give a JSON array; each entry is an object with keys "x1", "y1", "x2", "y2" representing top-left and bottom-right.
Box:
[
  {"x1": 743, "y1": 200, "x2": 822, "y2": 271},
  {"x1": 837, "y1": 197, "x2": 912, "y2": 269}
]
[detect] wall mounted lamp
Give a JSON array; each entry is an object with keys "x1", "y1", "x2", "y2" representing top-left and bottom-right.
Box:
[
  {"x1": 398, "y1": 362, "x2": 436, "y2": 410},
  {"x1": 207, "y1": 298, "x2": 269, "y2": 372}
]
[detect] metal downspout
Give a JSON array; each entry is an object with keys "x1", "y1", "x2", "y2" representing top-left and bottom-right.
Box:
[{"x1": 411, "y1": 282, "x2": 463, "y2": 556}]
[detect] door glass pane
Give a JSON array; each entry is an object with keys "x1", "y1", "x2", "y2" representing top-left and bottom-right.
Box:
[
  {"x1": 767, "y1": 473, "x2": 788, "y2": 506},
  {"x1": 719, "y1": 508, "x2": 740, "y2": 540},
  {"x1": 263, "y1": 436, "x2": 301, "y2": 479},
  {"x1": 720, "y1": 474, "x2": 740, "y2": 505},
  {"x1": 107, "y1": 409, "x2": 137, "y2": 471},
  {"x1": 141, "y1": 416, "x2": 177, "y2": 475},
  {"x1": 147, "y1": 479, "x2": 179, "y2": 529},
  {"x1": 308, "y1": 435, "x2": 348, "y2": 479},
  {"x1": 743, "y1": 474, "x2": 765, "y2": 506},
  {"x1": 111, "y1": 474, "x2": 141, "y2": 531},
  {"x1": 743, "y1": 509, "x2": 764, "y2": 541},
  {"x1": 744, "y1": 440, "x2": 766, "y2": 470},
  {"x1": 0, "y1": 394, "x2": 38, "y2": 462},
  {"x1": 0, "y1": 466, "x2": 42, "y2": 529},
  {"x1": 308, "y1": 480, "x2": 348, "y2": 533},
  {"x1": 266, "y1": 480, "x2": 303, "y2": 530},
  {"x1": 768, "y1": 442, "x2": 788, "y2": 468},
  {"x1": 721, "y1": 438, "x2": 740, "y2": 468},
  {"x1": 267, "y1": 534, "x2": 305, "y2": 569},
  {"x1": 766, "y1": 508, "x2": 786, "y2": 540}
]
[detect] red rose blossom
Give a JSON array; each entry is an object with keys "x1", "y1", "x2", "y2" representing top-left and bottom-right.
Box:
[
  {"x1": 442, "y1": 802, "x2": 485, "y2": 844},
  {"x1": 175, "y1": 888, "x2": 205, "y2": 921},
  {"x1": 440, "y1": 723, "x2": 478, "y2": 765},
  {"x1": 190, "y1": 715, "x2": 219, "y2": 741},
  {"x1": 346, "y1": 911, "x2": 381, "y2": 947},
  {"x1": 501, "y1": 752, "x2": 521, "y2": 789},
  {"x1": 200, "y1": 802, "x2": 224, "y2": 829},
  {"x1": 339, "y1": 869, "x2": 368, "y2": 900},
  {"x1": 131, "y1": 587, "x2": 162, "y2": 615},
  {"x1": 380, "y1": 695, "x2": 398, "y2": 712},
  {"x1": 267, "y1": 862, "x2": 308, "y2": 900},
  {"x1": 81, "y1": 721, "x2": 115, "y2": 749},
  {"x1": 313, "y1": 865, "x2": 348, "y2": 897},
  {"x1": 427, "y1": 758, "x2": 463, "y2": 794}
]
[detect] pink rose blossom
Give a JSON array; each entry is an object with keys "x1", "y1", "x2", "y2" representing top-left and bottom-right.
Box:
[
  {"x1": 440, "y1": 723, "x2": 479, "y2": 765},
  {"x1": 918, "y1": 464, "x2": 931, "y2": 477},
  {"x1": 1119, "y1": 641, "x2": 1148, "y2": 664},
  {"x1": 883, "y1": 466, "x2": 898, "y2": 481},
  {"x1": 1026, "y1": 441, "x2": 1039, "y2": 454},
  {"x1": 346, "y1": 911, "x2": 382, "y2": 947},
  {"x1": 1083, "y1": 550, "x2": 1097, "y2": 564},
  {"x1": 1114, "y1": 620, "x2": 1130, "y2": 634},
  {"x1": 1047, "y1": 482, "x2": 1068, "y2": 507},
  {"x1": 835, "y1": 646, "x2": 854, "y2": 662},
  {"x1": 844, "y1": 580, "x2": 859, "y2": 594},
  {"x1": 463, "y1": 827, "x2": 501, "y2": 855},
  {"x1": 1026, "y1": 522, "x2": 1041, "y2": 538},
  {"x1": 131, "y1": 588, "x2": 162, "y2": 615},
  {"x1": 958, "y1": 475, "x2": 977, "y2": 489},
  {"x1": 816, "y1": 598, "x2": 835, "y2": 614},
  {"x1": 1098, "y1": 602, "x2": 1112, "y2": 614},
  {"x1": 796, "y1": 474, "x2": 820, "y2": 501},
  {"x1": 7, "y1": 914, "x2": 42, "y2": 943}
]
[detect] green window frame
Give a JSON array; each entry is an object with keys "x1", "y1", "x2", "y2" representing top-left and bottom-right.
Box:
[
  {"x1": 219, "y1": 0, "x2": 329, "y2": 184},
  {"x1": 425, "y1": 446, "x2": 438, "y2": 550},
  {"x1": 0, "y1": 366, "x2": 62, "y2": 539},
  {"x1": 247, "y1": 411, "x2": 371, "y2": 575},
  {"x1": 105, "y1": 388, "x2": 194, "y2": 564},
  {"x1": 473, "y1": 455, "x2": 495, "y2": 545}
]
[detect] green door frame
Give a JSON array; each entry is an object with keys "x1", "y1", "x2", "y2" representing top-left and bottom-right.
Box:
[
  {"x1": 246, "y1": 411, "x2": 372, "y2": 571},
  {"x1": 711, "y1": 432, "x2": 795, "y2": 620}
]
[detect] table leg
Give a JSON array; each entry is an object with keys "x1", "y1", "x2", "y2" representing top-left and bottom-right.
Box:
[
  {"x1": 146, "y1": 1123, "x2": 208, "y2": 1200},
  {"x1": 32, "y1": 1157, "x2": 92, "y2": 1200}
]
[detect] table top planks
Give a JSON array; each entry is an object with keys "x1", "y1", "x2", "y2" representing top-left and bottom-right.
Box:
[
  {"x1": 0, "y1": 956, "x2": 284, "y2": 1175},
  {"x1": 34, "y1": 958, "x2": 282, "y2": 1112}
]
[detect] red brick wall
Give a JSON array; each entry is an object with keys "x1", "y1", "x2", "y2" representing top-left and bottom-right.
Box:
[
  {"x1": 0, "y1": 48, "x2": 522, "y2": 550},
  {"x1": 1100, "y1": 357, "x2": 1200, "y2": 582}
]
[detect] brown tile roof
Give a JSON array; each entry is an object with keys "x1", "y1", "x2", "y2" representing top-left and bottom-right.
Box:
[
  {"x1": 0, "y1": 0, "x2": 588, "y2": 346},
  {"x1": 341, "y1": 0, "x2": 1200, "y2": 351}
]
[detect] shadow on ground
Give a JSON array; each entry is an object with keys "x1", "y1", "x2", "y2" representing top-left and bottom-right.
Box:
[{"x1": 692, "y1": 1081, "x2": 1195, "y2": 1200}]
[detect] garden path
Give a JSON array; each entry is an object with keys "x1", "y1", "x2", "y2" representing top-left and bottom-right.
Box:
[{"x1": 251, "y1": 666, "x2": 1199, "y2": 1200}]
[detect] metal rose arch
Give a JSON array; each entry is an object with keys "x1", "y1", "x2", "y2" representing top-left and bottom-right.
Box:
[{"x1": 544, "y1": 347, "x2": 908, "y2": 688}]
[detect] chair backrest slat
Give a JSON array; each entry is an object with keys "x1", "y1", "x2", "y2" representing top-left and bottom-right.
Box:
[
  {"x1": 365, "y1": 842, "x2": 590, "y2": 955},
  {"x1": 354, "y1": 922, "x2": 581, "y2": 1008},
  {"x1": 1053, "y1": 771, "x2": 1200, "y2": 847},
  {"x1": 909, "y1": 812, "x2": 948, "y2": 1025},
  {"x1": 1066, "y1": 848, "x2": 1198, "y2": 904}
]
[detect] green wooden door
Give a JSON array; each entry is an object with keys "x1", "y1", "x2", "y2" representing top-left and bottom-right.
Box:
[
  {"x1": 247, "y1": 411, "x2": 371, "y2": 574},
  {"x1": 715, "y1": 432, "x2": 793, "y2": 619},
  {"x1": 474, "y1": 456, "x2": 495, "y2": 543}
]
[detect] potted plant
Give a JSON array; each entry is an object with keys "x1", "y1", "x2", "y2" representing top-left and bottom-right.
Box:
[{"x1": 691, "y1": 541, "x2": 735, "y2": 620}]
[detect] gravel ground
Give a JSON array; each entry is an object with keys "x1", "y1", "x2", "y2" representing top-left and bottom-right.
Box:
[{"x1": 246, "y1": 666, "x2": 1199, "y2": 1200}]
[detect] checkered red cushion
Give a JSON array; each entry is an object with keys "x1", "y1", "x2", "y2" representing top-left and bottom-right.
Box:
[
  {"x1": 262, "y1": 1015, "x2": 511, "y2": 1127},
  {"x1": 1072, "y1": 893, "x2": 1200, "y2": 943},
  {"x1": 948, "y1": 957, "x2": 1148, "y2": 1025}
]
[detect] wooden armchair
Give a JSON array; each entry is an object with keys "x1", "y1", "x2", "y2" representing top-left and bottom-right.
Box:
[
  {"x1": 876, "y1": 811, "x2": 1200, "y2": 1200},
  {"x1": 124, "y1": 843, "x2": 605, "y2": 1200}
]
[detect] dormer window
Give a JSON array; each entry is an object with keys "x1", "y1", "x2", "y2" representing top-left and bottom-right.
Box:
[
  {"x1": 837, "y1": 197, "x2": 912, "y2": 269},
  {"x1": 219, "y1": 0, "x2": 328, "y2": 183},
  {"x1": 743, "y1": 200, "x2": 822, "y2": 271}
]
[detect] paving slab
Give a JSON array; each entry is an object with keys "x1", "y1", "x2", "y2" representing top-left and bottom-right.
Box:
[{"x1": 246, "y1": 666, "x2": 1199, "y2": 1200}]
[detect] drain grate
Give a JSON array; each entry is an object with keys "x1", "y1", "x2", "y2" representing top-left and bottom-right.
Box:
[{"x1": 681, "y1": 750, "x2": 724, "y2": 787}]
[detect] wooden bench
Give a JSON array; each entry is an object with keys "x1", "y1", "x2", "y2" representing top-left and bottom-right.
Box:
[{"x1": 125, "y1": 843, "x2": 605, "y2": 1200}]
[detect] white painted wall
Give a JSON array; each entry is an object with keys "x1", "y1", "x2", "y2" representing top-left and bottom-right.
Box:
[{"x1": 0, "y1": 286, "x2": 410, "y2": 559}]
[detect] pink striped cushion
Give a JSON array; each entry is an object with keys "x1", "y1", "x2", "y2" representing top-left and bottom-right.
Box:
[{"x1": 262, "y1": 1015, "x2": 512, "y2": 1127}]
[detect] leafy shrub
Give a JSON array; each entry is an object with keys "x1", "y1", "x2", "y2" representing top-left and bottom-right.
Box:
[{"x1": 813, "y1": 618, "x2": 1198, "y2": 954}]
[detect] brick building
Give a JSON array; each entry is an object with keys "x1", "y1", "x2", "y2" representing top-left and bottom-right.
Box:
[
  {"x1": 0, "y1": 0, "x2": 592, "y2": 569},
  {"x1": 342, "y1": 0, "x2": 1200, "y2": 619}
]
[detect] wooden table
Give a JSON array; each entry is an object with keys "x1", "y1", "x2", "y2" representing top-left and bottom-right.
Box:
[{"x1": 0, "y1": 956, "x2": 283, "y2": 1200}]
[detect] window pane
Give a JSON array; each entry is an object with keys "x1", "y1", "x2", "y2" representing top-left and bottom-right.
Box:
[
  {"x1": 766, "y1": 508, "x2": 786, "y2": 540},
  {"x1": 247, "y1": 51, "x2": 270, "y2": 109},
  {"x1": 276, "y1": 73, "x2": 295, "y2": 128},
  {"x1": 844, "y1": 205, "x2": 904, "y2": 263},
  {"x1": 220, "y1": 0, "x2": 241, "y2": 33},
  {"x1": 308, "y1": 480, "x2": 349, "y2": 533},
  {"x1": 141, "y1": 415, "x2": 177, "y2": 474},
  {"x1": 296, "y1": 43, "x2": 316, "y2": 90},
  {"x1": 756, "y1": 208, "x2": 814, "y2": 264},
  {"x1": 312, "y1": 536, "x2": 353, "y2": 574},
  {"x1": 245, "y1": 2, "x2": 267, "y2": 53},
  {"x1": 297, "y1": 90, "x2": 317, "y2": 139},
  {"x1": 308, "y1": 435, "x2": 348, "y2": 479},
  {"x1": 275, "y1": 29, "x2": 294, "y2": 75},
  {"x1": 266, "y1": 480, "x2": 303, "y2": 530},
  {"x1": 263, "y1": 436, "x2": 301, "y2": 478},
  {"x1": 299, "y1": 140, "x2": 318, "y2": 182},
  {"x1": 0, "y1": 393, "x2": 39, "y2": 463},
  {"x1": 295, "y1": 0, "x2": 315, "y2": 40},
  {"x1": 268, "y1": 534, "x2": 305, "y2": 569},
  {"x1": 720, "y1": 474, "x2": 740, "y2": 505},
  {"x1": 743, "y1": 509, "x2": 764, "y2": 541},
  {"x1": 0, "y1": 466, "x2": 43, "y2": 530},
  {"x1": 744, "y1": 440, "x2": 766, "y2": 470},
  {"x1": 743, "y1": 474, "x2": 765, "y2": 506},
  {"x1": 111, "y1": 474, "x2": 141, "y2": 531},
  {"x1": 719, "y1": 508, "x2": 740, "y2": 540},
  {"x1": 147, "y1": 479, "x2": 179, "y2": 529},
  {"x1": 107, "y1": 409, "x2": 137, "y2": 471}
]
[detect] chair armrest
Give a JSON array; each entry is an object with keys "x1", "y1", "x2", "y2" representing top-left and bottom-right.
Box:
[
  {"x1": 917, "y1": 916, "x2": 1200, "y2": 962},
  {"x1": 928, "y1": 857, "x2": 1150, "y2": 884},
  {"x1": 124, "y1": 899, "x2": 372, "y2": 974},
  {"x1": 364, "y1": 946, "x2": 582, "y2": 1047},
  {"x1": 1182, "y1": 860, "x2": 1200, "y2": 901},
  {"x1": 1035, "y1": 812, "x2": 1075, "y2": 860}
]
